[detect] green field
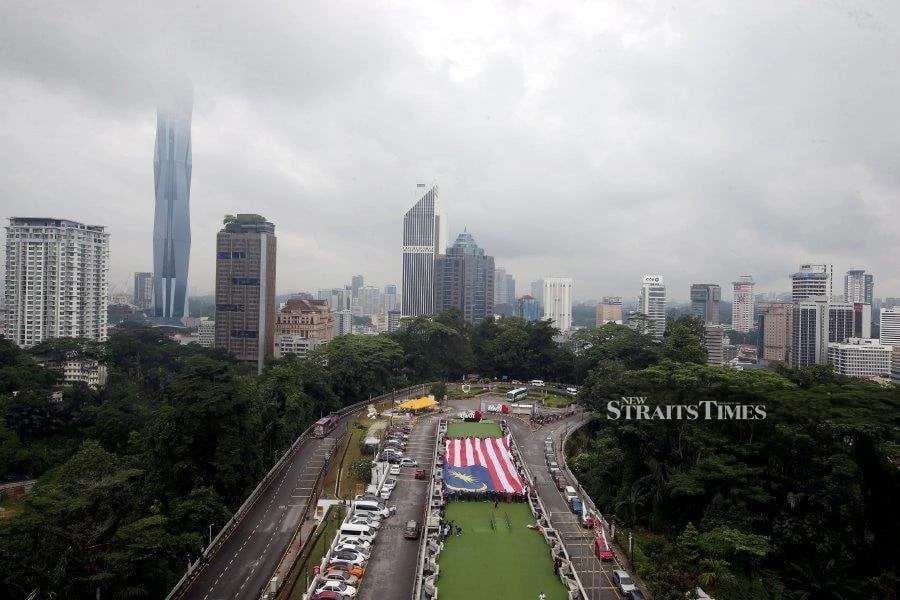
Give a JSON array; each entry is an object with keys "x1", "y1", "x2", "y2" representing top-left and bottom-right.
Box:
[
  {"x1": 437, "y1": 502, "x2": 568, "y2": 600},
  {"x1": 445, "y1": 421, "x2": 503, "y2": 438}
]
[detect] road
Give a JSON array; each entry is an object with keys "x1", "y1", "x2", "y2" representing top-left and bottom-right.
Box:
[
  {"x1": 181, "y1": 429, "x2": 341, "y2": 600},
  {"x1": 357, "y1": 415, "x2": 439, "y2": 600}
]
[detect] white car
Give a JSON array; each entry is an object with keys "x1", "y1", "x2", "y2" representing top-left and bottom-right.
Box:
[
  {"x1": 348, "y1": 517, "x2": 381, "y2": 530},
  {"x1": 337, "y1": 536, "x2": 373, "y2": 550},
  {"x1": 382, "y1": 477, "x2": 397, "y2": 492},
  {"x1": 399, "y1": 458, "x2": 418, "y2": 467},
  {"x1": 334, "y1": 543, "x2": 370, "y2": 558},
  {"x1": 314, "y1": 580, "x2": 358, "y2": 597},
  {"x1": 379, "y1": 487, "x2": 393, "y2": 500},
  {"x1": 389, "y1": 464, "x2": 401, "y2": 476}
]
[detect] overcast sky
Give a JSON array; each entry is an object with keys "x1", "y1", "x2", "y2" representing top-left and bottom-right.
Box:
[{"x1": 1, "y1": 1, "x2": 898, "y2": 302}]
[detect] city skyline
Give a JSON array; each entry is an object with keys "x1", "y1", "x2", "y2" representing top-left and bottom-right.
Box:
[{"x1": 1, "y1": 2, "x2": 899, "y2": 300}]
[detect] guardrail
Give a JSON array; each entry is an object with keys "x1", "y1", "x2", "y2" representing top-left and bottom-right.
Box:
[{"x1": 166, "y1": 383, "x2": 434, "y2": 600}]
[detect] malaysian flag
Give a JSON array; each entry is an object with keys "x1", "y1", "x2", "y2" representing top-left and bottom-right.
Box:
[{"x1": 443, "y1": 436, "x2": 525, "y2": 494}]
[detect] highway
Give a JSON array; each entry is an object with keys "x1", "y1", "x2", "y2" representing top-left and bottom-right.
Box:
[{"x1": 181, "y1": 429, "x2": 341, "y2": 599}]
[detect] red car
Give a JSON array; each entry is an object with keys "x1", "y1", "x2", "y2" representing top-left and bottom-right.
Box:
[
  {"x1": 414, "y1": 469, "x2": 428, "y2": 480},
  {"x1": 554, "y1": 475, "x2": 568, "y2": 491}
]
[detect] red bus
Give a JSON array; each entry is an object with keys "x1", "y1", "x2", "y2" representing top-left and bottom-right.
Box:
[{"x1": 313, "y1": 415, "x2": 340, "y2": 438}]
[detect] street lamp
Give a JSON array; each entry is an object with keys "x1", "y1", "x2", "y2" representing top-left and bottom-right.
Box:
[{"x1": 208, "y1": 523, "x2": 216, "y2": 548}]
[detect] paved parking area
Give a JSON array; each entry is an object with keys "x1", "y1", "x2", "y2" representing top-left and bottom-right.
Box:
[{"x1": 357, "y1": 416, "x2": 438, "y2": 600}]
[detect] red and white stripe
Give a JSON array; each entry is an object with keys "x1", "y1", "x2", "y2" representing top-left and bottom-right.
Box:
[{"x1": 444, "y1": 435, "x2": 525, "y2": 494}]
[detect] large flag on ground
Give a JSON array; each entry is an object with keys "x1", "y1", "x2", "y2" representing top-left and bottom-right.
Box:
[{"x1": 443, "y1": 436, "x2": 525, "y2": 494}]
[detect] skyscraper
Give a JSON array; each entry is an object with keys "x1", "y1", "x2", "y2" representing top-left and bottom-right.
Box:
[
  {"x1": 401, "y1": 184, "x2": 444, "y2": 317},
  {"x1": 757, "y1": 302, "x2": 793, "y2": 366},
  {"x1": 133, "y1": 272, "x2": 153, "y2": 311},
  {"x1": 844, "y1": 268, "x2": 874, "y2": 304},
  {"x1": 731, "y1": 275, "x2": 754, "y2": 332},
  {"x1": 596, "y1": 297, "x2": 623, "y2": 326},
  {"x1": 5, "y1": 218, "x2": 109, "y2": 346},
  {"x1": 213, "y1": 214, "x2": 277, "y2": 374},
  {"x1": 880, "y1": 307, "x2": 900, "y2": 346},
  {"x1": 517, "y1": 295, "x2": 541, "y2": 321},
  {"x1": 690, "y1": 284, "x2": 721, "y2": 325},
  {"x1": 542, "y1": 277, "x2": 574, "y2": 332},
  {"x1": 791, "y1": 264, "x2": 832, "y2": 302},
  {"x1": 639, "y1": 275, "x2": 667, "y2": 340},
  {"x1": 434, "y1": 230, "x2": 495, "y2": 323},
  {"x1": 152, "y1": 96, "x2": 192, "y2": 322},
  {"x1": 351, "y1": 275, "x2": 364, "y2": 299}
]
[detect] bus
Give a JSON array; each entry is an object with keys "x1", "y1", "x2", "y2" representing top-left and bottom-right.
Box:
[
  {"x1": 506, "y1": 387, "x2": 528, "y2": 402},
  {"x1": 313, "y1": 414, "x2": 340, "y2": 438}
]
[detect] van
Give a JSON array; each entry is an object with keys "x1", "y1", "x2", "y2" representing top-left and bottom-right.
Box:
[
  {"x1": 353, "y1": 500, "x2": 390, "y2": 518},
  {"x1": 338, "y1": 523, "x2": 376, "y2": 542},
  {"x1": 530, "y1": 379, "x2": 545, "y2": 387},
  {"x1": 563, "y1": 486, "x2": 578, "y2": 503}
]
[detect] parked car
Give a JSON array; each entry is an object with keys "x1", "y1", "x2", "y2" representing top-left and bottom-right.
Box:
[
  {"x1": 399, "y1": 457, "x2": 418, "y2": 467},
  {"x1": 403, "y1": 520, "x2": 421, "y2": 540},
  {"x1": 414, "y1": 469, "x2": 428, "y2": 480},
  {"x1": 554, "y1": 475, "x2": 568, "y2": 491},
  {"x1": 310, "y1": 591, "x2": 345, "y2": 600},
  {"x1": 334, "y1": 543, "x2": 370, "y2": 558},
  {"x1": 322, "y1": 570, "x2": 360, "y2": 586},
  {"x1": 389, "y1": 464, "x2": 401, "y2": 476},
  {"x1": 314, "y1": 580, "x2": 357, "y2": 597},
  {"x1": 382, "y1": 477, "x2": 397, "y2": 492},
  {"x1": 325, "y1": 563, "x2": 364, "y2": 578},
  {"x1": 625, "y1": 590, "x2": 647, "y2": 600},
  {"x1": 331, "y1": 550, "x2": 367, "y2": 566},
  {"x1": 613, "y1": 570, "x2": 637, "y2": 595}
]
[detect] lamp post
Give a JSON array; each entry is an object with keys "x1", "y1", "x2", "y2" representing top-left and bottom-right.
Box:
[{"x1": 208, "y1": 523, "x2": 216, "y2": 548}]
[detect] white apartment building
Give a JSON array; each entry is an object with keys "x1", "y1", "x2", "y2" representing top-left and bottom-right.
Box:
[
  {"x1": 198, "y1": 318, "x2": 215, "y2": 348},
  {"x1": 827, "y1": 338, "x2": 892, "y2": 379},
  {"x1": 731, "y1": 275, "x2": 754, "y2": 332},
  {"x1": 62, "y1": 359, "x2": 109, "y2": 388},
  {"x1": 639, "y1": 274, "x2": 667, "y2": 340},
  {"x1": 880, "y1": 306, "x2": 900, "y2": 346},
  {"x1": 542, "y1": 277, "x2": 573, "y2": 332},
  {"x1": 4, "y1": 218, "x2": 109, "y2": 347},
  {"x1": 791, "y1": 263, "x2": 832, "y2": 302}
]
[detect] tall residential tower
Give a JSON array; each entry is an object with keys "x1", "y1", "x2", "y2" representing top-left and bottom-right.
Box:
[
  {"x1": 731, "y1": 275, "x2": 754, "y2": 332},
  {"x1": 4, "y1": 218, "x2": 109, "y2": 346},
  {"x1": 152, "y1": 96, "x2": 192, "y2": 323},
  {"x1": 639, "y1": 275, "x2": 667, "y2": 340}
]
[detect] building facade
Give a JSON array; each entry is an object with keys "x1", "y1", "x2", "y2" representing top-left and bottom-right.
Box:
[
  {"x1": 543, "y1": 277, "x2": 574, "y2": 332},
  {"x1": 844, "y1": 269, "x2": 874, "y2": 304},
  {"x1": 704, "y1": 325, "x2": 726, "y2": 365},
  {"x1": 639, "y1": 275, "x2": 667, "y2": 340},
  {"x1": 274, "y1": 297, "x2": 333, "y2": 358},
  {"x1": 387, "y1": 309, "x2": 402, "y2": 332},
  {"x1": 198, "y1": 318, "x2": 215, "y2": 348},
  {"x1": 152, "y1": 101, "x2": 192, "y2": 322},
  {"x1": 790, "y1": 298, "x2": 855, "y2": 369},
  {"x1": 4, "y1": 218, "x2": 109, "y2": 347},
  {"x1": 401, "y1": 184, "x2": 444, "y2": 317},
  {"x1": 133, "y1": 272, "x2": 153, "y2": 310},
  {"x1": 756, "y1": 302, "x2": 793, "y2": 366},
  {"x1": 433, "y1": 230, "x2": 495, "y2": 324},
  {"x1": 827, "y1": 338, "x2": 892, "y2": 379},
  {"x1": 791, "y1": 263, "x2": 833, "y2": 302},
  {"x1": 879, "y1": 306, "x2": 900, "y2": 346},
  {"x1": 333, "y1": 309, "x2": 352, "y2": 337},
  {"x1": 892, "y1": 346, "x2": 900, "y2": 384},
  {"x1": 731, "y1": 275, "x2": 754, "y2": 332},
  {"x1": 213, "y1": 214, "x2": 277, "y2": 373},
  {"x1": 690, "y1": 283, "x2": 721, "y2": 325},
  {"x1": 596, "y1": 296, "x2": 623, "y2": 326},
  {"x1": 517, "y1": 295, "x2": 541, "y2": 322}
]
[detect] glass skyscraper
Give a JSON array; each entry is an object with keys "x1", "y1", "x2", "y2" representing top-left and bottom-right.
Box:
[
  {"x1": 152, "y1": 97, "x2": 192, "y2": 322},
  {"x1": 401, "y1": 184, "x2": 445, "y2": 317}
]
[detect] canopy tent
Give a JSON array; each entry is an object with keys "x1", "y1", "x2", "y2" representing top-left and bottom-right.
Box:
[{"x1": 397, "y1": 396, "x2": 438, "y2": 411}]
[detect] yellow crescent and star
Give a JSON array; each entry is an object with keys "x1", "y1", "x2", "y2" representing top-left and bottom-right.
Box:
[{"x1": 445, "y1": 468, "x2": 489, "y2": 492}]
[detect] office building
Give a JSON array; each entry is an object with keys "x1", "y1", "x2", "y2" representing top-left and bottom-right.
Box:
[
  {"x1": 851, "y1": 303, "x2": 872, "y2": 339},
  {"x1": 401, "y1": 184, "x2": 445, "y2": 317},
  {"x1": 152, "y1": 98, "x2": 192, "y2": 322},
  {"x1": 4, "y1": 218, "x2": 109, "y2": 347},
  {"x1": 892, "y1": 347, "x2": 900, "y2": 384},
  {"x1": 213, "y1": 214, "x2": 277, "y2": 374},
  {"x1": 198, "y1": 318, "x2": 215, "y2": 348},
  {"x1": 530, "y1": 280, "x2": 544, "y2": 313},
  {"x1": 383, "y1": 284, "x2": 399, "y2": 313},
  {"x1": 333, "y1": 309, "x2": 352, "y2": 337},
  {"x1": 844, "y1": 269, "x2": 874, "y2": 304},
  {"x1": 318, "y1": 288, "x2": 352, "y2": 312},
  {"x1": 517, "y1": 295, "x2": 541, "y2": 322},
  {"x1": 274, "y1": 297, "x2": 333, "y2": 358},
  {"x1": 133, "y1": 272, "x2": 153, "y2": 311},
  {"x1": 351, "y1": 275, "x2": 364, "y2": 299},
  {"x1": 704, "y1": 325, "x2": 725, "y2": 365},
  {"x1": 639, "y1": 275, "x2": 667, "y2": 340},
  {"x1": 542, "y1": 277, "x2": 574, "y2": 332},
  {"x1": 387, "y1": 309, "x2": 402, "y2": 332},
  {"x1": 879, "y1": 307, "x2": 900, "y2": 346},
  {"x1": 596, "y1": 297, "x2": 623, "y2": 326},
  {"x1": 791, "y1": 264, "x2": 832, "y2": 302},
  {"x1": 757, "y1": 302, "x2": 793, "y2": 366},
  {"x1": 731, "y1": 275, "x2": 754, "y2": 332},
  {"x1": 434, "y1": 230, "x2": 495, "y2": 324},
  {"x1": 790, "y1": 299, "x2": 855, "y2": 369},
  {"x1": 494, "y1": 268, "x2": 516, "y2": 309},
  {"x1": 690, "y1": 284, "x2": 721, "y2": 325},
  {"x1": 358, "y1": 286, "x2": 382, "y2": 316},
  {"x1": 827, "y1": 338, "x2": 892, "y2": 379}
]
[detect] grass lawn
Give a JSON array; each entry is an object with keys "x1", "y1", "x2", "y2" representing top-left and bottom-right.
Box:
[
  {"x1": 322, "y1": 418, "x2": 374, "y2": 499},
  {"x1": 445, "y1": 421, "x2": 503, "y2": 438},
  {"x1": 541, "y1": 393, "x2": 575, "y2": 408},
  {"x1": 438, "y1": 502, "x2": 568, "y2": 600}
]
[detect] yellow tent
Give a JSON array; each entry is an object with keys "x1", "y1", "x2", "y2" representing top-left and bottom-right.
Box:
[{"x1": 397, "y1": 396, "x2": 438, "y2": 411}]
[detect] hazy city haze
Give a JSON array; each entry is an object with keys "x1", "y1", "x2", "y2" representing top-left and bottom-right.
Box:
[{"x1": 1, "y1": 1, "x2": 898, "y2": 300}]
